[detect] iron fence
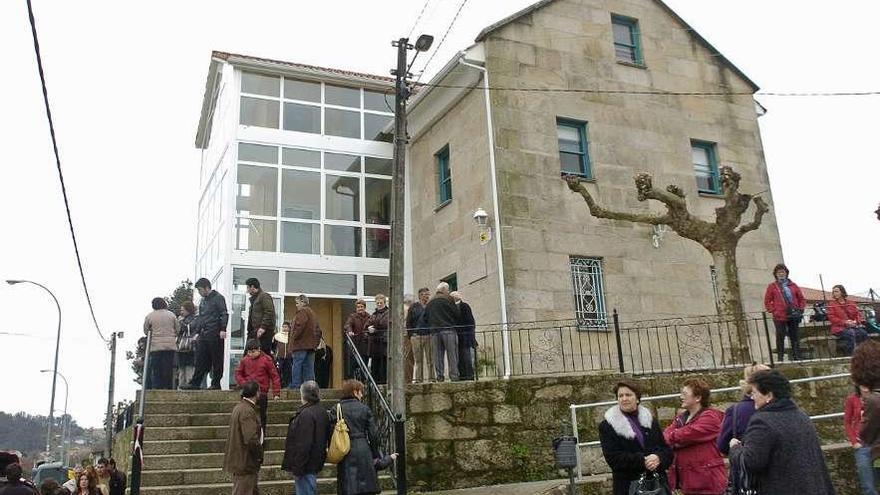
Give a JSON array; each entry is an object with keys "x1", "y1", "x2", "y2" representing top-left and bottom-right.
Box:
[
  {"x1": 344, "y1": 334, "x2": 406, "y2": 494},
  {"x1": 445, "y1": 311, "x2": 862, "y2": 378}
]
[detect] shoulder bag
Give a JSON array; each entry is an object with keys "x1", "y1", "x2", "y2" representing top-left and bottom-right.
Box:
[
  {"x1": 326, "y1": 402, "x2": 351, "y2": 464},
  {"x1": 628, "y1": 472, "x2": 670, "y2": 495},
  {"x1": 177, "y1": 320, "x2": 195, "y2": 352},
  {"x1": 724, "y1": 408, "x2": 757, "y2": 495}
]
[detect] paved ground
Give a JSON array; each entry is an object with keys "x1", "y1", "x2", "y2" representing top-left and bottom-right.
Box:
[{"x1": 422, "y1": 479, "x2": 570, "y2": 495}]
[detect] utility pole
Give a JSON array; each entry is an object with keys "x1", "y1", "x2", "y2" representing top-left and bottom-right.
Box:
[
  {"x1": 105, "y1": 331, "x2": 118, "y2": 457},
  {"x1": 389, "y1": 34, "x2": 433, "y2": 495},
  {"x1": 389, "y1": 37, "x2": 409, "y2": 420}
]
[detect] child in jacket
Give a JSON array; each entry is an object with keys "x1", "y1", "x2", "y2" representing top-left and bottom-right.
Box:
[{"x1": 236, "y1": 339, "x2": 282, "y2": 434}]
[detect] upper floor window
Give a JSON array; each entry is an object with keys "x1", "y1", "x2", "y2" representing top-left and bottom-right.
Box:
[
  {"x1": 612, "y1": 15, "x2": 643, "y2": 65},
  {"x1": 235, "y1": 141, "x2": 392, "y2": 259},
  {"x1": 691, "y1": 140, "x2": 720, "y2": 194},
  {"x1": 557, "y1": 119, "x2": 592, "y2": 178},
  {"x1": 238, "y1": 71, "x2": 393, "y2": 142},
  {"x1": 441, "y1": 273, "x2": 458, "y2": 292},
  {"x1": 436, "y1": 145, "x2": 452, "y2": 205}
]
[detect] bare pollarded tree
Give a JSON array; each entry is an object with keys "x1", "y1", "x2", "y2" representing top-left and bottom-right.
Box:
[{"x1": 564, "y1": 167, "x2": 770, "y2": 360}]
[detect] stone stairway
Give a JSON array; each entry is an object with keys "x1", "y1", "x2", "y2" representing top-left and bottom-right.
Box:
[{"x1": 139, "y1": 389, "x2": 394, "y2": 495}]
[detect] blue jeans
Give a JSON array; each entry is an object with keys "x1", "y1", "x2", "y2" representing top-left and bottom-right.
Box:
[
  {"x1": 294, "y1": 473, "x2": 317, "y2": 495},
  {"x1": 290, "y1": 350, "x2": 315, "y2": 389},
  {"x1": 856, "y1": 446, "x2": 878, "y2": 495}
]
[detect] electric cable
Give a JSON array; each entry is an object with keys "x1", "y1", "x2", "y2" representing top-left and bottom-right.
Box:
[
  {"x1": 25, "y1": 0, "x2": 109, "y2": 343},
  {"x1": 417, "y1": 0, "x2": 471, "y2": 82},
  {"x1": 406, "y1": 0, "x2": 434, "y2": 40}
]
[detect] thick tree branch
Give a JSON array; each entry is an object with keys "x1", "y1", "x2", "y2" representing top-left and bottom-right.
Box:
[
  {"x1": 564, "y1": 175, "x2": 670, "y2": 225},
  {"x1": 735, "y1": 196, "x2": 770, "y2": 238}
]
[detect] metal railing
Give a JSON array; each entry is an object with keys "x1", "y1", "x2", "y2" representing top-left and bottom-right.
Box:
[
  {"x1": 344, "y1": 334, "x2": 406, "y2": 494},
  {"x1": 113, "y1": 402, "x2": 136, "y2": 434},
  {"x1": 460, "y1": 311, "x2": 858, "y2": 378},
  {"x1": 567, "y1": 372, "x2": 852, "y2": 480}
]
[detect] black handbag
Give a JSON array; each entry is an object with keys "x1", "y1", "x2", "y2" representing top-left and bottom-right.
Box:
[
  {"x1": 724, "y1": 454, "x2": 756, "y2": 495},
  {"x1": 786, "y1": 306, "x2": 804, "y2": 321},
  {"x1": 628, "y1": 472, "x2": 670, "y2": 495},
  {"x1": 724, "y1": 411, "x2": 757, "y2": 495}
]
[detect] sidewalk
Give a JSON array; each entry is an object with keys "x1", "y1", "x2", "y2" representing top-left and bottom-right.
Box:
[{"x1": 420, "y1": 475, "x2": 613, "y2": 495}]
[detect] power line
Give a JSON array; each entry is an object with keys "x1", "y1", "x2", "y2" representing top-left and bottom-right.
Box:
[
  {"x1": 406, "y1": 0, "x2": 434, "y2": 40},
  {"x1": 417, "y1": 0, "x2": 471, "y2": 82},
  {"x1": 418, "y1": 81, "x2": 880, "y2": 97},
  {"x1": 25, "y1": 0, "x2": 108, "y2": 344}
]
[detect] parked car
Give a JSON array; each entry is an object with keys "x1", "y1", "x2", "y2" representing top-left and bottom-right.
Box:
[{"x1": 32, "y1": 461, "x2": 70, "y2": 486}]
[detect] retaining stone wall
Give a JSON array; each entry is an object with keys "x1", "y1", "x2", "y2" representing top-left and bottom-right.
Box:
[{"x1": 405, "y1": 362, "x2": 851, "y2": 491}]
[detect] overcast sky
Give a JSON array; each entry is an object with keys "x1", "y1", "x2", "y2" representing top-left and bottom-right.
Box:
[{"x1": 1, "y1": 1, "x2": 877, "y2": 429}]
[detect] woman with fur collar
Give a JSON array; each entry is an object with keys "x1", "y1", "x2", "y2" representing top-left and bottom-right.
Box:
[{"x1": 599, "y1": 380, "x2": 673, "y2": 495}]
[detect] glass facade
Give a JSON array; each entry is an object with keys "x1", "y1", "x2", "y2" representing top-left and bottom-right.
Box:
[
  {"x1": 235, "y1": 141, "x2": 391, "y2": 258},
  {"x1": 239, "y1": 71, "x2": 393, "y2": 142}
]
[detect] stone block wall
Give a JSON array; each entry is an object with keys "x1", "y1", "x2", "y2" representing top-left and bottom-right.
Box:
[{"x1": 405, "y1": 362, "x2": 851, "y2": 491}]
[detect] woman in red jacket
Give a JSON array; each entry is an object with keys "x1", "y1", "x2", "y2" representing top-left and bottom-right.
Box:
[
  {"x1": 828, "y1": 284, "x2": 868, "y2": 355},
  {"x1": 764, "y1": 263, "x2": 806, "y2": 361},
  {"x1": 663, "y1": 378, "x2": 727, "y2": 495}
]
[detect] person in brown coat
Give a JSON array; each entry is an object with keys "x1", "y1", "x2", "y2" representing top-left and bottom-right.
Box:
[
  {"x1": 144, "y1": 297, "x2": 179, "y2": 390},
  {"x1": 246, "y1": 278, "x2": 276, "y2": 354},
  {"x1": 223, "y1": 381, "x2": 263, "y2": 495},
  {"x1": 367, "y1": 294, "x2": 390, "y2": 385},
  {"x1": 289, "y1": 294, "x2": 318, "y2": 389},
  {"x1": 343, "y1": 299, "x2": 371, "y2": 378}
]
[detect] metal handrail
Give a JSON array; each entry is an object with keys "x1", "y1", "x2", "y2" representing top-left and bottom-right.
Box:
[
  {"x1": 569, "y1": 372, "x2": 851, "y2": 479},
  {"x1": 343, "y1": 333, "x2": 406, "y2": 494}
]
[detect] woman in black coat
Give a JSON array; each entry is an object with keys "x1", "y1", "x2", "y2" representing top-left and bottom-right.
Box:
[
  {"x1": 598, "y1": 381, "x2": 673, "y2": 495},
  {"x1": 728, "y1": 369, "x2": 835, "y2": 495},
  {"x1": 331, "y1": 379, "x2": 382, "y2": 495}
]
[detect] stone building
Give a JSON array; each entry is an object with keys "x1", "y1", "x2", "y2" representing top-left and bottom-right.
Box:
[{"x1": 406, "y1": 0, "x2": 784, "y2": 329}]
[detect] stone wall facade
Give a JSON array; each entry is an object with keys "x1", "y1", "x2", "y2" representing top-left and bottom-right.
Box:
[
  {"x1": 405, "y1": 362, "x2": 851, "y2": 491},
  {"x1": 407, "y1": 0, "x2": 785, "y2": 327}
]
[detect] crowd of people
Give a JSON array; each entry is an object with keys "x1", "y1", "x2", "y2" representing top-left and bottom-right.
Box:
[
  {"x1": 599, "y1": 366, "x2": 838, "y2": 495},
  {"x1": 141, "y1": 277, "x2": 479, "y2": 393},
  {"x1": 224, "y1": 379, "x2": 393, "y2": 495},
  {"x1": 0, "y1": 458, "x2": 126, "y2": 495}
]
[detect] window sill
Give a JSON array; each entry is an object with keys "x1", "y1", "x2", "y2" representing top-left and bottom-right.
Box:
[
  {"x1": 434, "y1": 199, "x2": 452, "y2": 212},
  {"x1": 562, "y1": 173, "x2": 596, "y2": 184},
  {"x1": 698, "y1": 191, "x2": 724, "y2": 199},
  {"x1": 616, "y1": 60, "x2": 647, "y2": 70}
]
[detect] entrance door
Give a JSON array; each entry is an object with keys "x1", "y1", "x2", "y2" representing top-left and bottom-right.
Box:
[{"x1": 284, "y1": 297, "x2": 355, "y2": 389}]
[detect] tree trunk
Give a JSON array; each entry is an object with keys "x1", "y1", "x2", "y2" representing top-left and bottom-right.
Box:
[{"x1": 710, "y1": 248, "x2": 752, "y2": 363}]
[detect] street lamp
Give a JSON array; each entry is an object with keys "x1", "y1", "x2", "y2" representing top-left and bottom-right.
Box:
[
  {"x1": 7, "y1": 279, "x2": 62, "y2": 458},
  {"x1": 41, "y1": 369, "x2": 68, "y2": 465}
]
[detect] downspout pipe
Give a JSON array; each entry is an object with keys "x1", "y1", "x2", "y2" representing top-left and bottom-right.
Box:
[{"x1": 457, "y1": 57, "x2": 512, "y2": 379}]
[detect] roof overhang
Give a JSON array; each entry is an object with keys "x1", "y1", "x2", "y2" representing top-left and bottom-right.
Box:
[{"x1": 194, "y1": 57, "x2": 223, "y2": 149}]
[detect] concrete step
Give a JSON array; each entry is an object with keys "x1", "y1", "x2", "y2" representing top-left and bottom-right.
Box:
[
  {"x1": 146, "y1": 399, "x2": 340, "y2": 415},
  {"x1": 140, "y1": 464, "x2": 338, "y2": 485},
  {"x1": 143, "y1": 437, "x2": 286, "y2": 455},
  {"x1": 139, "y1": 475, "x2": 394, "y2": 495},
  {"x1": 148, "y1": 411, "x2": 295, "y2": 427},
  {"x1": 144, "y1": 389, "x2": 344, "y2": 402},
  {"x1": 143, "y1": 450, "x2": 286, "y2": 470},
  {"x1": 146, "y1": 424, "x2": 287, "y2": 441}
]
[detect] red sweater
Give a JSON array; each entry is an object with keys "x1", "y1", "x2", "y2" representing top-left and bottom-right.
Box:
[
  {"x1": 827, "y1": 300, "x2": 863, "y2": 335},
  {"x1": 235, "y1": 352, "x2": 281, "y2": 397},
  {"x1": 845, "y1": 394, "x2": 862, "y2": 445}
]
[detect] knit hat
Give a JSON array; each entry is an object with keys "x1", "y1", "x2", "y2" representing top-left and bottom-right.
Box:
[{"x1": 245, "y1": 339, "x2": 261, "y2": 352}]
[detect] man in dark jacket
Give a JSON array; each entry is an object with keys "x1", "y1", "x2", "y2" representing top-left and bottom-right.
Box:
[
  {"x1": 224, "y1": 381, "x2": 263, "y2": 495},
  {"x1": 107, "y1": 458, "x2": 126, "y2": 495},
  {"x1": 282, "y1": 381, "x2": 329, "y2": 495},
  {"x1": 289, "y1": 294, "x2": 319, "y2": 389},
  {"x1": 424, "y1": 282, "x2": 461, "y2": 382},
  {"x1": 451, "y1": 291, "x2": 477, "y2": 380},
  {"x1": 246, "y1": 277, "x2": 276, "y2": 354},
  {"x1": 407, "y1": 288, "x2": 434, "y2": 383},
  {"x1": 1, "y1": 464, "x2": 38, "y2": 495},
  {"x1": 181, "y1": 278, "x2": 228, "y2": 390}
]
